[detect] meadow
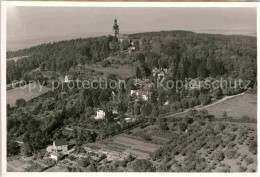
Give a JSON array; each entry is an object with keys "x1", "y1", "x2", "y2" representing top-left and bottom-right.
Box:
[
  {"x1": 7, "y1": 85, "x2": 51, "y2": 107},
  {"x1": 205, "y1": 93, "x2": 257, "y2": 119}
]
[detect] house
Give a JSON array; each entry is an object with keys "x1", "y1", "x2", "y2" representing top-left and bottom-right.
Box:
[
  {"x1": 125, "y1": 117, "x2": 137, "y2": 123},
  {"x1": 53, "y1": 138, "x2": 68, "y2": 154},
  {"x1": 95, "y1": 110, "x2": 105, "y2": 120},
  {"x1": 152, "y1": 67, "x2": 168, "y2": 77},
  {"x1": 164, "y1": 101, "x2": 169, "y2": 105},
  {"x1": 112, "y1": 109, "x2": 118, "y2": 115},
  {"x1": 117, "y1": 34, "x2": 130, "y2": 43},
  {"x1": 50, "y1": 152, "x2": 60, "y2": 161},
  {"x1": 64, "y1": 75, "x2": 69, "y2": 83},
  {"x1": 130, "y1": 90, "x2": 152, "y2": 101},
  {"x1": 127, "y1": 46, "x2": 135, "y2": 53}
]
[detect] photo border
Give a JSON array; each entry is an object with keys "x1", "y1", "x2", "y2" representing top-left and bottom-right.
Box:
[{"x1": 1, "y1": 1, "x2": 259, "y2": 177}]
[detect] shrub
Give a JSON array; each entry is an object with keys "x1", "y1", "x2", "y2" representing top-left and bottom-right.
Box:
[
  {"x1": 239, "y1": 166, "x2": 247, "y2": 172},
  {"x1": 178, "y1": 122, "x2": 188, "y2": 131},
  {"x1": 225, "y1": 149, "x2": 238, "y2": 159},
  {"x1": 245, "y1": 157, "x2": 254, "y2": 165},
  {"x1": 215, "y1": 151, "x2": 225, "y2": 162}
]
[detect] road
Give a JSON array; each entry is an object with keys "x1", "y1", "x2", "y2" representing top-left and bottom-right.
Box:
[{"x1": 164, "y1": 92, "x2": 245, "y2": 118}]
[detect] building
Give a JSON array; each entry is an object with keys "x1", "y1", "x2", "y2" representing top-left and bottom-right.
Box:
[
  {"x1": 127, "y1": 46, "x2": 136, "y2": 53},
  {"x1": 130, "y1": 90, "x2": 152, "y2": 101},
  {"x1": 50, "y1": 152, "x2": 60, "y2": 161},
  {"x1": 117, "y1": 34, "x2": 130, "y2": 43},
  {"x1": 64, "y1": 75, "x2": 69, "y2": 83},
  {"x1": 53, "y1": 138, "x2": 68, "y2": 154},
  {"x1": 113, "y1": 18, "x2": 119, "y2": 37},
  {"x1": 125, "y1": 117, "x2": 137, "y2": 123},
  {"x1": 95, "y1": 110, "x2": 106, "y2": 120},
  {"x1": 152, "y1": 67, "x2": 168, "y2": 77}
]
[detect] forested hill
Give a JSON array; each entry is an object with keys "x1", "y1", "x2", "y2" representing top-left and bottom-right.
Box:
[{"x1": 6, "y1": 30, "x2": 257, "y2": 85}]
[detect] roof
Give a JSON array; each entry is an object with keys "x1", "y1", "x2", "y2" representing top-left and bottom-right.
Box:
[
  {"x1": 50, "y1": 152, "x2": 60, "y2": 156},
  {"x1": 54, "y1": 138, "x2": 68, "y2": 146}
]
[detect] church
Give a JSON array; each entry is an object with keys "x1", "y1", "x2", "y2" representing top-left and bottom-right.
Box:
[{"x1": 113, "y1": 18, "x2": 130, "y2": 43}]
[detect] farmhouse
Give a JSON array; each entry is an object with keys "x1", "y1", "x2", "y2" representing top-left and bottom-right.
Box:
[
  {"x1": 95, "y1": 109, "x2": 106, "y2": 120},
  {"x1": 53, "y1": 138, "x2": 68, "y2": 154},
  {"x1": 130, "y1": 90, "x2": 152, "y2": 101}
]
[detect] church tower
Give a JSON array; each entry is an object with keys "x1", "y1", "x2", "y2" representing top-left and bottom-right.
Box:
[{"x1": 113, "y1": 18, "x2": 119, "y2": 37}]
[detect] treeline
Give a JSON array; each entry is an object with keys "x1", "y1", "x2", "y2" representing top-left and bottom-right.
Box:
[
  {"x1": 7, "y1": 35, "x2": 115, "y2": 84},
  {"x1": 130, "y1": 31, "x2": 256, "y2": 84},
  {"x1": 7, "y1": 31, "x2": 257, "y2": 86}
]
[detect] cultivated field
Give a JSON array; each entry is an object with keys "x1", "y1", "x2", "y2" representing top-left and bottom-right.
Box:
[
  {"x1": 84, "y1": 134, "x2": 161, "y2": 160},
  {"x1": 7, "y1": 159, "x2": 27, "y2": 172},
  {"x1": 7, "y1": 85, "x2": 51, "y2": 107}
]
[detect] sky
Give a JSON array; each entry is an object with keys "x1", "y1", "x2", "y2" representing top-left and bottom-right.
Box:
[{"x1": 7, "y1": 7, "x2": 256, "y2": 50}]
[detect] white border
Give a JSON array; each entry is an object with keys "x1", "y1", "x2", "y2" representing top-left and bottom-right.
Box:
[{"x1": 1, "y1": 1, "x2": 259, "y2": 177}]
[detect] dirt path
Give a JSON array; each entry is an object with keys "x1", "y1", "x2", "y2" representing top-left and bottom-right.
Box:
[{"x1": 164, "y1": 92, "x2": 245, "y2": 118}]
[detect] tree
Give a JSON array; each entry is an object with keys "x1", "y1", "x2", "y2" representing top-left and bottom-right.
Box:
[
  {"x1": 85, "y1": 107, "x2": 94, "y2": 117},
  {"x1": 198, "y1": 93, "x2": 211, "y2": 105},
  {"x1": 121, "y1": 40, "x2": 131, "y2": 50},
  {"x1": 215, "y1": 151, "x2": 225, "y2": 161},
  {"x1": 40, "y1": 62, "x2": 46, "y2": 71},
  {"x1": 16, "y1": 99, "x2": 26, "y2": 107},
  {"x1": 142, "y1": 102, "x2": 153, "y2": 116},
  {"x1": 151, "y1": 105, "x2": 159, "y2": 117},
  {"x1": 178, "y1": 122, "x2": 188, "y2": 131},
  {"x1": 21, "y1": 142, "x2": 33, "y2": 157},
  {"x1": 7, "y1": 140, "x2": 20, "y2": 157},
  {"x1": 222, "y1": 111, "x2": 228, "y2": 119},
  {"x1": 134, "y1": 102, "x2": 141, "y2": 115},
  {"x1": 132, "y1": 159, "x2": 155, "y2": 172},
  {"x1": 159, "y1": 122, "x2": 169, "y2": 131},
  {"x1": 117, "y1": 101, "x2": 127, "y2": 114}
]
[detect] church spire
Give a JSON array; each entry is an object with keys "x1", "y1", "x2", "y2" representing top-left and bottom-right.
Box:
[{"x1": 113, "y1": 18, "x2": 119, "y2": 37}]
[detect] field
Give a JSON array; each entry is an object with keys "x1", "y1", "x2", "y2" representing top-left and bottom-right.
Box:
[
  {"x1": 85, "y1": 64, "x2": 134, "y2": 79},
  {"x1": 166, "y1": 93, "x2": 257, "y2": 120},
  {"x1": 7, "y1": 159, "x2": 27, "y2": 172},
  {"x1": 83, "y1": 134, "x2": 161, "y2": 160},
  {"x1": 7, "y1": 85, "x2": 51, "y2": 107},
  {"x1": 205, "y1": 93, "x2": 257, "y2": 119}
]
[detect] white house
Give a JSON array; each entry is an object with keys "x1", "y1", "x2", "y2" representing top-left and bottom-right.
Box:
[
  {"x1": 50, "y1": 152, "x2": 60, "y2": 161},
  {"x1": 125, "y1": 117, "x2": 137, "y2": 123},
  {"x1": 127, "y1": 46, "x2": 136, "y2": 53},
  {"x1": 130, "y1": 90, "x2": 151, "y2": 101},
  {"x1": 152, "y1": 67, "x2": 168, "y2": 77},
  {"x1": 64, "y1": 75, "x2": 69, "y2": 83},
  {"x1": 95, "y1": 110, "x2": 106, "y2": 120},
  {"x1": 53, "y1": 138, "x2": 68, "y2": 154}
]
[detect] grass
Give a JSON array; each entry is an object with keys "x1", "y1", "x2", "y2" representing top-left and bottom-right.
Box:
[
  {"x1": 205, "y1": 93, "x2": 257, "y2": 119},
  {"x1": 7, "y1": 85, "x2": 51, "y2": 107},
  {"x1": 85, "y1": 64, "x2": 135, "y2": 79}
]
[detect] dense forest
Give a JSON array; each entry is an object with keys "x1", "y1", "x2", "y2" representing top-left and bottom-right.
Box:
[{"x1": 7, "y1": 31, "x2": 256, "y2": 85}]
